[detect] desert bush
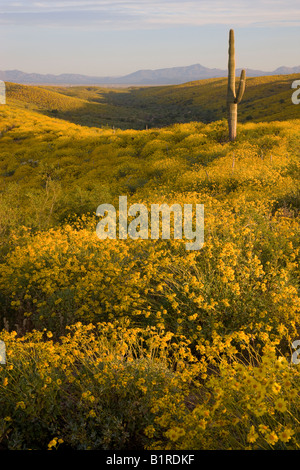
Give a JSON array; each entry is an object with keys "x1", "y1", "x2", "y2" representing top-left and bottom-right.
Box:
[{"x1": 0, "y1": 323, "x2": 299, "y2": 450}]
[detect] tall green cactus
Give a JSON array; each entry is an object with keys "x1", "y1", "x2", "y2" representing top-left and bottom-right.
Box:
[{"x1": 227, "y1": 29, "x2": 246, "y2": 141}]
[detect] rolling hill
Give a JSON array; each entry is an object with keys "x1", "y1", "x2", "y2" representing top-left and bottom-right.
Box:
[{"x1": 4, "y1": 73, "x2": 300, "y2": 130}]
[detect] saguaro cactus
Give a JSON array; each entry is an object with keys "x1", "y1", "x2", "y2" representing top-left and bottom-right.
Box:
[{"x1": 227, "y1": 29, "x2": 246, "y2": 141}]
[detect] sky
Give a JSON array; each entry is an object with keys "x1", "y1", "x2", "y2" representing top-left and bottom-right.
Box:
[{"x1": 0, "y1": 0, "x2": 299, "y2": 76}]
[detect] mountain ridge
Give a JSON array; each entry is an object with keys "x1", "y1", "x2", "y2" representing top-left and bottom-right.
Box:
[{"x1": 1, "y1": 63, "x2": 300, "y2": 86}]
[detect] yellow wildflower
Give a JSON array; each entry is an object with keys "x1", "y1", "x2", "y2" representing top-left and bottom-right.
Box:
[
  {"x1": 247, "y1": 425, "x2": 259, "y2": 444},
  {"x1": 48, "y1": 438, "x2": 58, "y2": 449},
  {"x1": 165, "y1": 427, "x2": 185, "y2": 442},
  {"x1": 272, "y1": 382, "x2": 281, "y2": 394},
  {"x1": 279, "y1": 427, "x2": 294, "y2": 443},
  {"x1": 144, "y1": 425, "x2": 156, "y2": 438},
  {"x1": 16, "y1": 401, "x2": 26, "y2": 410},
  {"x1": 274, "y1": 398, "x2": 287, "y2": 413},
  {"x1": 265, "y1": 431, "x2": 278, "y2": 446}
]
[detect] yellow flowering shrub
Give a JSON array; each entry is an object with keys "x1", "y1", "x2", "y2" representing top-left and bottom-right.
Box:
[
  {"x1": 0, "y1": 323, "x2": 299, "y2": 450},
  {"x1": 147, "y1": 330, "x2": 300, "y2": 450},
  {"x1": 0, "y1": 199, "x2": 299, "y2": 342},
  {"x1": 0, "y1": 99, "x2": 300, "y2": 450},
  {"x1": 0, "y1": 322, "x2": 198, "y2": 450}
]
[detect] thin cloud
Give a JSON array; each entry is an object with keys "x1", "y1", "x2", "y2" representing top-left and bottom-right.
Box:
[{"x1": 0, "y1": 0, "x2": 299, "y2": 29}]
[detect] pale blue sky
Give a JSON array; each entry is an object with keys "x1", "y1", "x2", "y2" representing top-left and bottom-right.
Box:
[{"x1": 0, "y1": 0, "x2": 299, "y2": 76}]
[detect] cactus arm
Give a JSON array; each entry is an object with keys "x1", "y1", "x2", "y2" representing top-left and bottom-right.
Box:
[{"x1": 235, "y1": 69, "x2": 246, "y2": 104}]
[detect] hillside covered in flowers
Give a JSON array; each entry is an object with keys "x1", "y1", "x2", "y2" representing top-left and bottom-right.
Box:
[{"x1": 0, "y1": 81, "x2": 300, "y2": 450}]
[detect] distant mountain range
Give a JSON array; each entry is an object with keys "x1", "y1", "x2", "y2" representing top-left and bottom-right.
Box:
[{"x1": 1, "y1": 64, "x2": 300, "y2": 86}]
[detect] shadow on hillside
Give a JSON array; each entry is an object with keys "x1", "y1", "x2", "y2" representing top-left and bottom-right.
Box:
[{"x1": 38, "y1": 86, "x2": 222, "y2": 131}]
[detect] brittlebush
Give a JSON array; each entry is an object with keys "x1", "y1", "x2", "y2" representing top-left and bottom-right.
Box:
[
  {"x1": 0, "y1": 324, "x2": 299, "y2": 450},
  {"x1": 0, "y1": 103, "x2": 300, "y2": 450}
]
